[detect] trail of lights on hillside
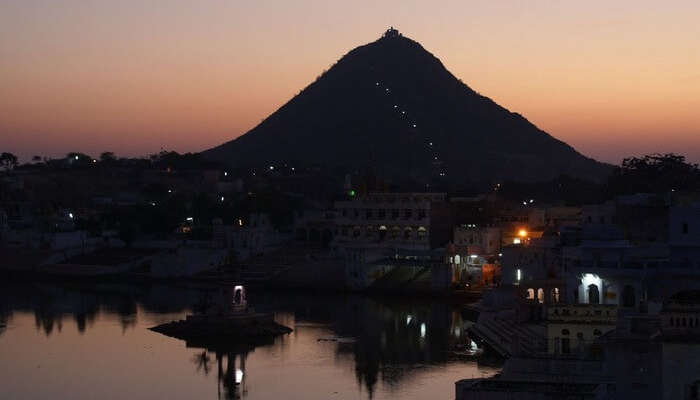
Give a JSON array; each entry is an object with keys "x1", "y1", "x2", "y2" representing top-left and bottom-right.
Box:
[{"x1": 374, "y1": 81, "x2": 446, "y2": 178}]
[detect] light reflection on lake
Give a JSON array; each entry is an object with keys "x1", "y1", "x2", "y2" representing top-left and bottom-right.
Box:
[{"x1": 0, "y1": 282, "x2": 499, "y2": 400}]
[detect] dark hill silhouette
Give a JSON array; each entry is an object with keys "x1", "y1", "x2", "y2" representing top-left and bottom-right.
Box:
[{"x1": 204, "y1": 28, "x2": 612, "y2": 183}]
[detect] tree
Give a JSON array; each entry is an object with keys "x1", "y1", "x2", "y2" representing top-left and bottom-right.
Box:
[
  {"x1": 100, "y1": 152, "x2": 117, "y2": 163},
  {"x1": 66, "y1": 152, "x2": 93, "y2": 168},
  {"x1": 0, "y1": 152, "x2": 18, "y2": 171},
  {"x1": 607, "y1": 153, "x2": 700, "y2": 195}
]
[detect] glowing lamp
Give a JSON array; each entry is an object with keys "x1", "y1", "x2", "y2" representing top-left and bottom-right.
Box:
[{"x1": 518, "y1": 229, "x2": 528, "y2": 238}]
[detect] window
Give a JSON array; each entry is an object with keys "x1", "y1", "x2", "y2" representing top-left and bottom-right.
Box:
[
  {"x1": 577, "y1": 332, "x2": 584, "y2": 340},
  {"x1": 562, "y1": 329, "x2": 570, "y2": 335},
  {"x1": 593, "y1": 329, "x2": 602, "y2": 336},
  {"x1": 588, "y1": 284, "x2": 600, "y2": 304},
  {"x1": 551, "y1": 288, "x2": 560, "y2": 303},
  {"x1": 683, "y1": 222, "x2": 689, "y2": 234},
  {"x1": 623, "y1": 285, "x2": 636, "y2": 308},
  {"x1": 562, "y1": 338, "x2": 571, "y2": 354}
]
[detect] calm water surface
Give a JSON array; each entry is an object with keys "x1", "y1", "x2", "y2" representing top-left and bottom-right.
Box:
[{"x1": 0, "y1": 282, "x2": 499, "y2": 399}]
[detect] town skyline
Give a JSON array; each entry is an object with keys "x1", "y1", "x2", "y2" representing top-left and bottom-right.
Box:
[{"x1": 2, "y1": 1, "x2": 699, "y2": 164}]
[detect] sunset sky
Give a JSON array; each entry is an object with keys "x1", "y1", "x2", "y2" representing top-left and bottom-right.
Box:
[{"x1": 1, "y1": 0, "x2": 699, "y2": 164}]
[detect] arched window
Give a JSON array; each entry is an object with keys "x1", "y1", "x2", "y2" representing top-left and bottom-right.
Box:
[
  {"x1": 561, "y1": 329, "x2": 570, "y2": 335},
  {"x1": 551, "y1": 288, "x2": 560, "y2": 303},
  {"x1": 378, "y1": 225, "x2": 388, "y2": 241},
  {"x1": 537, "y1": 288, "x2": 545, "y2": 304},
  {"x1": 683, "y1": 318, "x2": 687, "y2": 327},
  {"x1": 670, "y1": 317, "x2": 675, "y2": 327},
  {"x1": 391, "y1": 226, "x2": 400, "y2": 238},
  {"x1": 588, "y1": 284, "x2": 600, "y2": 304},
  {"x1": 527, "y1": 288, "x2": 535, "y2": 300}
]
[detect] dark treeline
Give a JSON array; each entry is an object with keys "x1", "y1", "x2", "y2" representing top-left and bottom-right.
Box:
[{"x1": 2, "y1": 150, "x2": 698, "y2": 243}]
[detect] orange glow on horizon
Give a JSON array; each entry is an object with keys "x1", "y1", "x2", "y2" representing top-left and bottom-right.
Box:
[{"x1": 1, "y1": 1, "x2": 698, "y2": 163}]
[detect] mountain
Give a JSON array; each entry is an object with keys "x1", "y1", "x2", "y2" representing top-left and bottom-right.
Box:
[{"x1": 203, "y1": 28, "x2": 612, "y2": 183}]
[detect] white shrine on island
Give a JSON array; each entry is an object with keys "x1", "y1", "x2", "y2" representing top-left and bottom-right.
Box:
[{"x1": 149, "y1": 283, "x2": 291, "y2": 341}]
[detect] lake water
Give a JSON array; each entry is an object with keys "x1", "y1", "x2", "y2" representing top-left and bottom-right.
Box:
[{"x1": 0, "y1": 282, "x2": 499, "y2": 400}]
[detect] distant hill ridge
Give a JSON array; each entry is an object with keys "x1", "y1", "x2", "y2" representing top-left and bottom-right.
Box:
[{"x1": 204, "y1": 28, "x2": 612, "y2": 183}]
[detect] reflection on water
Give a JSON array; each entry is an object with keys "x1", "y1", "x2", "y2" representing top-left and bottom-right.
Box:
[{"x1": 0, "y1": 282, "x2": 498, "y2": 400}]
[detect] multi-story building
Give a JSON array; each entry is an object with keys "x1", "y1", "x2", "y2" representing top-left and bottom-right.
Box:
[
  {"x1": 333, "y1": 192, "x2": 448, "y2": 250},
  {"x1": 668, "y1": 203, "x2": 700, "y2": 269},
  {"x1": 333, "y1": 193, "x2": 453, "y2": 290},
  {"x1": 453, "y1": 224, "x2": 501, "y2": 256},
  {"x1": 545, "y1": 304, "x2": 617, "y2": 355},
  {"x1": 528, "y1": 206, "x2": 582, "y2": 230}
]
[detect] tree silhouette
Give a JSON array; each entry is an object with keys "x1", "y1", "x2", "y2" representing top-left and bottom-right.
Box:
[
  {"x1": 192, "y1": 350, "x2": 212, "y2": 376},
  {"x1": 0, "y1": 152, "x2": 18, "y2": 171},
  {"x1": 607, "y1": 153, "x2": 700, "y2": 195},
  {"x1": 100, "y1": 152, "x2": 117, "y2": 163}
]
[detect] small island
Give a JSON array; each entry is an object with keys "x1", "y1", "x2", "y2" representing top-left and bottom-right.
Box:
[{"x1": 150, "y1": 284, "x2": 292, "y2": 344}]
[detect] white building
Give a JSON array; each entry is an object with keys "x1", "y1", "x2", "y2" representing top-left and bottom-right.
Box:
[
  {"x1": 333, "y1": 192, "x2": 447, "y2": 250},
  {"x1": 453, "y1": 225, "x2": 500, "y2": 256}
]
